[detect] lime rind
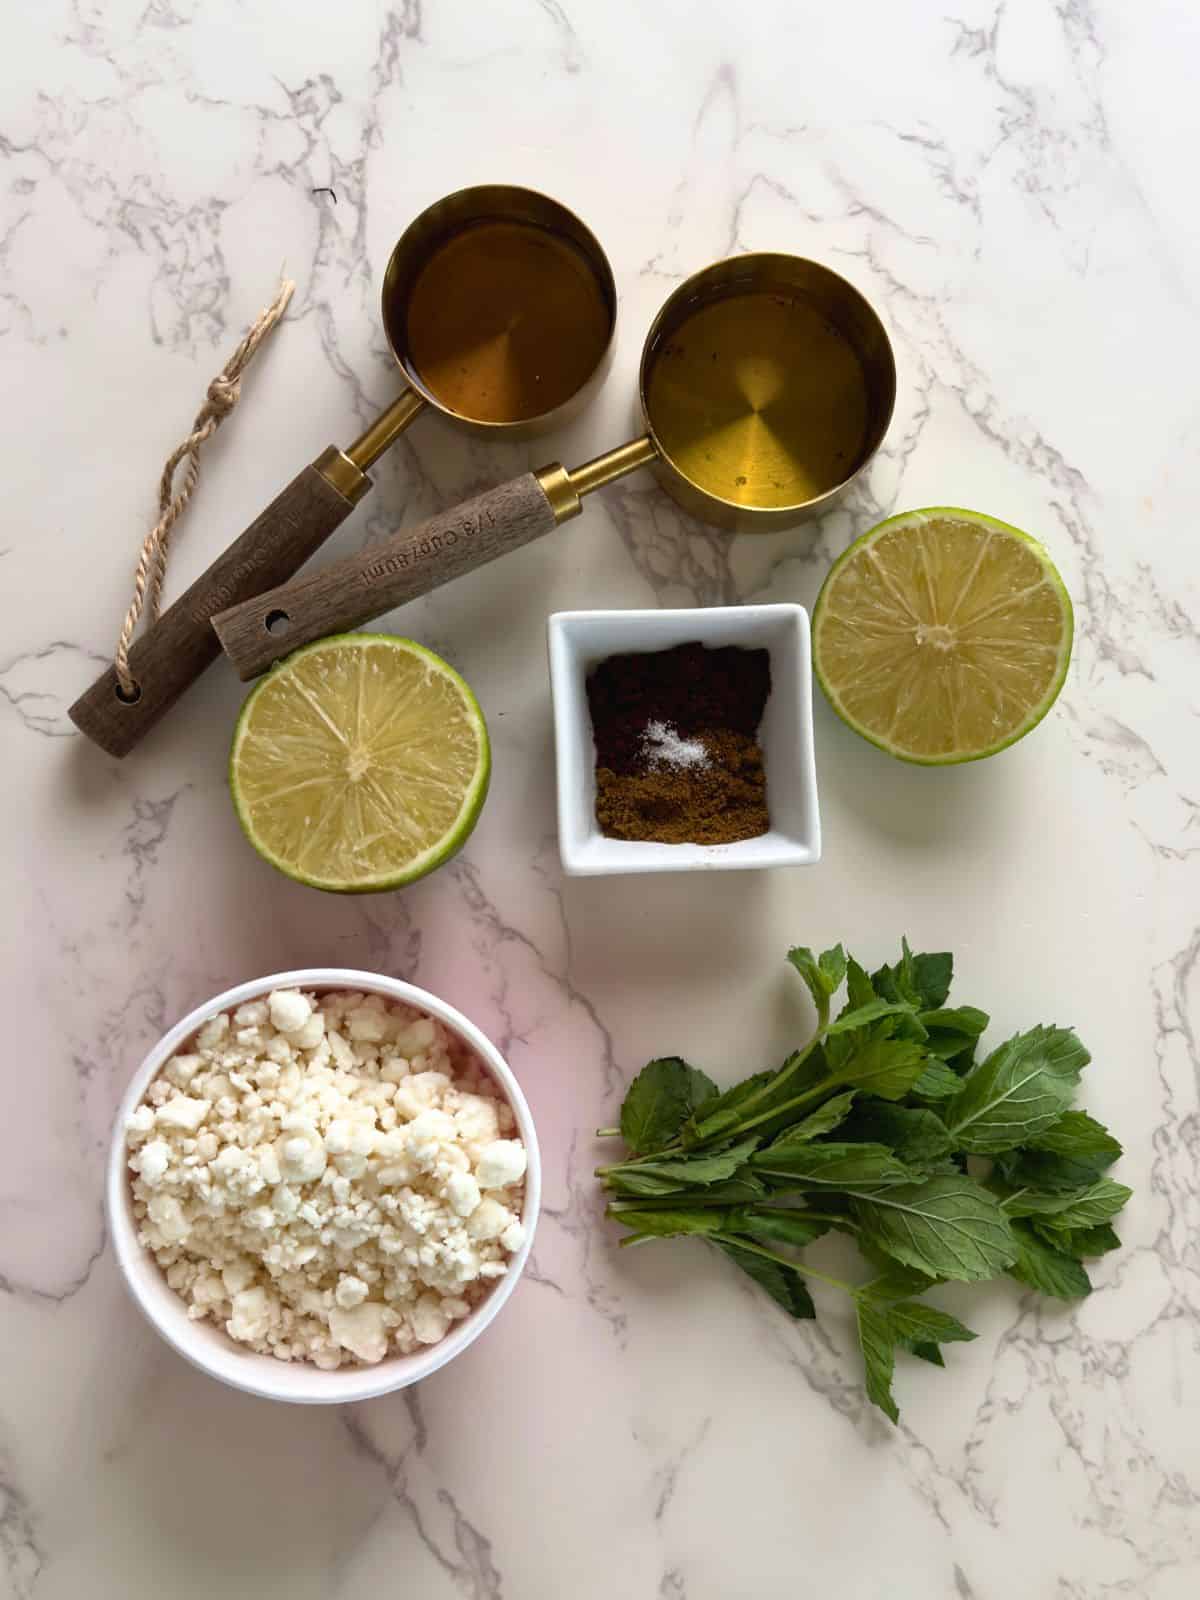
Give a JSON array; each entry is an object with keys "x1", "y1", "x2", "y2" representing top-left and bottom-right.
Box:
[
  {"x1": 229, "y1": 632, "x2": 491, "y2": 893},
  {"x1": 812, "y1": 507, "x2": 1073, "y2": 766}
]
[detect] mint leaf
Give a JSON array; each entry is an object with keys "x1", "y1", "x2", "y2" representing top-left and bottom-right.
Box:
[
  {"x1": 844, "y1": 956, "x2": 876, "y2": 1011},
  {"x1": 829, "y1": 1031, "x2": 928, "y2": 1100},
  {"x1": 855, "y1": 1298, "x2": 899, "y2": 1422},
  {"x1": 1009, "y1": 1221, "x2": 1092, "y2": 1299},
  {"x1": 872, "y1": 940, "x2": 952, "y2": 1010},
  {"x1": 612, "y1": 1208, "x2": 731, "y2": 1239},
  {"x1": 909, "y1": 1058, "x2": 963, "y2": 1100},
  {"x1": 911, "y1": 951, "x2": 954, "y2": 1009},
  {"x1": 729, "y1": 1208, "x2": 832, "y2": 1249},
  {"x1": 787, "y1": 944, "x2": 847, "y2": 1008},
  {"x1": 860, "y1": 1261, "x2": 940, "y2": 1298},
  {"x1": 620, "y1": 1136, "x2": 759, "y2": 1190},
  {"x1": 827, "y1": 998, "x2": 924, "y2": 1036},
  {"x1": 819, "y1": 945, "x2": 848, "y2": 993},
  {"x1": 605, "y1": 1159, "x2": 766, "y2": 1203},
  {"x1": 908, "y1": 1342, "x2": 945, "y2": 1367},
  {"x1": 852, "y1": 1176, "x2": 1017, "y2": 1282},
  {"x1": 1002, "y1": 1179, "x2": 1132, "y2": 1229},
  {"x1": 616, "y1": 1175, "x2": 768, "y2": 1206},
  {"x1": 1037, "y1": 1027, "x2": 1092, "y2": 1080},
  {"x1": 619, "y1": 1057, "x2": 718, "y2": 1154},
  {"x1": 713, "y1": 1240, "x2": 815, "y2": 1320},
  {"x1": 1053, "y1": 1221, "x2": 1120, "y2": 1257},
  {"x1": 839, "y1": 1103, "x2": 954, "y2": 1170},
  {"x1": 765, "y1": 1090, "x2": 858, "y2": 1146},
  {"x1": 920, "y1": 1005, "x2": 989, "y2": 1040},
  {"x1": 752, "y1": 1141, "x2": 915, "y2": 1188},
  {"x1": 1028, "y1": 1109, "x2": 1120, "y2": 1159},
  {"x1": 999, "y1": 1148, "x2": 1113, "y2": 1193},
  {"x1": 854, "y1": 1280, "x2": 975, "y2": 1383},
  {"x1": 884, "y1": 1300, "x2": 977, "y2": 1350},
  {"x1": 921, "y1": 1006, "x2": 989, "y2": 1072},
  {"x1": 997, "y1": 1106, "x2": 1122, "y2": 1192},
  {"x1": 942, "y1": 1028, "x2": 1079, "y2": 1153},
  {"x1": 605, "y1": 1168, "x2": 700, "y2": 1199}
]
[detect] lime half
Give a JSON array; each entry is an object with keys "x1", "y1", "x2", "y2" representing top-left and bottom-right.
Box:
[
  {"x1": 230, "y1": 634, "x2": 490, "y2": 892},
  {"x1": 813, "y1": 508, "x2": 1072, "y2": 764}
]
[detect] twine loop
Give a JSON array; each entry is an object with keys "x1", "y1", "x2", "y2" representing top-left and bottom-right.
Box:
[{"x1": 113, "y1": 275, "x2": 295, "y2": 697}]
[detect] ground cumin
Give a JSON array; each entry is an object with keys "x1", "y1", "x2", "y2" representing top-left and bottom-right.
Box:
[{"x1": 586, "y1": 642, "x2": 772, "y2": 846}]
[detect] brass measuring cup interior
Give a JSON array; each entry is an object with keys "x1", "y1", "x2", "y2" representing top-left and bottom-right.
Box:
[
  {"x1": 214, "y1": 254, "x2": 897, "y2": 679},
  {"x1": 68, "y1": 185, "x2": 615, "y2": 757},
  {"x1": 627, "y1": 252, "x2": 895, "y2": 530},
  {"x1": 337, "y1": 184, "x2": 618, "y2": 490},
  {"x1": 532, "y1": 252, "x2": 895, "y2": 529}
]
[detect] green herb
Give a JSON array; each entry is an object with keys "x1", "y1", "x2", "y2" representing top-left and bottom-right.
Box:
[
  {"x1": 852, "y1": 1176, "x2": 1016, "y2": 1282},
  {"x1": 941, "y1": 1026, "x2": 1086, "y2": 1153},
  {"x1": 751, "y1": 1141, "x2": 915, "y2": 1188},
  {"x1": 998, "y1": 1177, "x2": 1132, "y2": 1228},
  {"x1": 908, "y1": 1058, "x2": 964, "y2": 1100},
  {"x1": 713, "y1": 1239, "x2": 817, "y2": 1320},
  {"x1": 1008, "y1": 1221, "x2": 1093, "y2": 1299},
  {"x1": 596, "y1": 938, "x2": 1133, "y2": 1423},
  {"x1": 617, "y1": 1057, "x2": 718, "y2": 1154},
  {"x1": 837, "y1": 1103, "x2": 955, "y2": 1170}
]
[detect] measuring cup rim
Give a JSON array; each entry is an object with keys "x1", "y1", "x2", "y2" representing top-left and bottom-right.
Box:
[
  {"x1": 635, "y1": 251, "x2": 897, "y2": 521},
  {"x1": 379, "y1": 184, "x2": 618, "y2": 432}
]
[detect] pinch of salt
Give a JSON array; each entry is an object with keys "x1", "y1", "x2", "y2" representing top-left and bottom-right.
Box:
[{"x1": 640, "y1": 720, "x2": 711, "y2": 771}]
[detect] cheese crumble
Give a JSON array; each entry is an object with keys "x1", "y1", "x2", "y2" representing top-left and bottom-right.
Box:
[{"x1": 126, "y1": 988, "x2": 527, "y2": 1367}]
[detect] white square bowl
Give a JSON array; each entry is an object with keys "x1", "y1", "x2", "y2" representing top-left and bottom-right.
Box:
[{"x1": 547, "y1": 605, "x2": 821, "y2": 875}]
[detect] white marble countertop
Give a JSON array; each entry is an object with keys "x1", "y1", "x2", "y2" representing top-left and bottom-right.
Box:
[{"x1": 3, "y1": 2, "x2": 1198, "y2": 1596}]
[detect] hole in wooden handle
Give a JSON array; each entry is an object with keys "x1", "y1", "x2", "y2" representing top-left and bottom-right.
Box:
[
  {"x1": 265, "y1": 610, "x2": 291, "y2": 636},
  {"x1": 114, "y1": 680, "x2": 143, "y2": 705}
]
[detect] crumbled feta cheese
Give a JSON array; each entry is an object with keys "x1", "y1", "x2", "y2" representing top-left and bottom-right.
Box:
[
  {"x1": 335, "y1": 1273, "x2": 368, "y2": 1309},
  {"x1": 132, "y1": 1138, "x2": 171, "y2": 1186},
  {"x1": 475, "y1": 1140, "x2": 527, "y2": 1190},
  {"x1": 156, "y1": 1095, "x2": 211, "y2": 1132},
  {"x1": 410, "y1": 1291, "x2": 452, "y2": 1346},
  {"x1": 229, "y1": 1286, "x2": 272, "y2": 1341},
  {"x1": 165, "y1": 1054, "x2": 203, "y2": 1087},
  {"x1": 328, "y1": 1301, "x2": 389, "y2": 1363},
  {"x1": 347, "y1": 1008, "x2": 389, "y2": 1043},
  {"x1": 268, "y1": 989, "x2": 312, "y2": 1034},
  {"x1": 126, "y1": 1104, "x2": 156, "y2": 1140},
  {"x1": 127, "y1": 988, "x2": 527, "y2": 1368},
  {"x1": 444, "y1": 1171, "x2": 481, "y2": 1218},
  {"x1": 146, "y1": 1193, "x2": 189, "y2": 1244},
  {"x1": 452, "y1": 1093, "x2": 500, "y2": 1145},
  {"x1": 277, "y1": 1124, "x2": 327, "y2": 1184},
  {"x1": 466, "y1": 1198, "x2": 514, "y2": 1241}
]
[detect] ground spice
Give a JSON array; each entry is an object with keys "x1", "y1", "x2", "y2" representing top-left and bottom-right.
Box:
[{"x1": 586, "y1": 642, "x2": 772, "y2": 845}]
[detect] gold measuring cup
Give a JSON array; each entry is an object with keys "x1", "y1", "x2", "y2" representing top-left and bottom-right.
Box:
[
  {"x1": 214, "y1": 255, "x2": 896, "y2": 679},
  {"x1": 70, "y1": 185, "x2": 616, "y2": 756}
]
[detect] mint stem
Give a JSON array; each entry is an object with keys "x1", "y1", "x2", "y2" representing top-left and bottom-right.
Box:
[
  {"x1": 731, "y1": 1079, "x2": 848, "y2": 1139},
  {"x1": 717, "y1": 992, "x2": 832, "y2": 1127},
  {"x1": 710, "y1": 1233, "x2": 855, "y2": 1295},
  {"x1": 608, "y1": 994, "x2": 836, "y2": 1171},
  {"x1": 595, "y1": 1127, "x2": 620, "y2": 1139}
]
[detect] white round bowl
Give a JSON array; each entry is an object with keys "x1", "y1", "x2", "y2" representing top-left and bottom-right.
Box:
[{"x1": 107, "y1": 968, "x2": 540, "y2": 1404}]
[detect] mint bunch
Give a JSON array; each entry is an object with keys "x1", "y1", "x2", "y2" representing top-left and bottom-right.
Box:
[{"x1": 596, "y1": 941, "x2": 1130, "y2": 1423}]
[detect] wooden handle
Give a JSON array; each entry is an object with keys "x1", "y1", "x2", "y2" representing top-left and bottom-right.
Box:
[
  {"x1": 69, "y1": 461, "x2": 361, "y2": 757},
  {"x1": 213, "y1": 472, "x2": 560, "y2": 680}
]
